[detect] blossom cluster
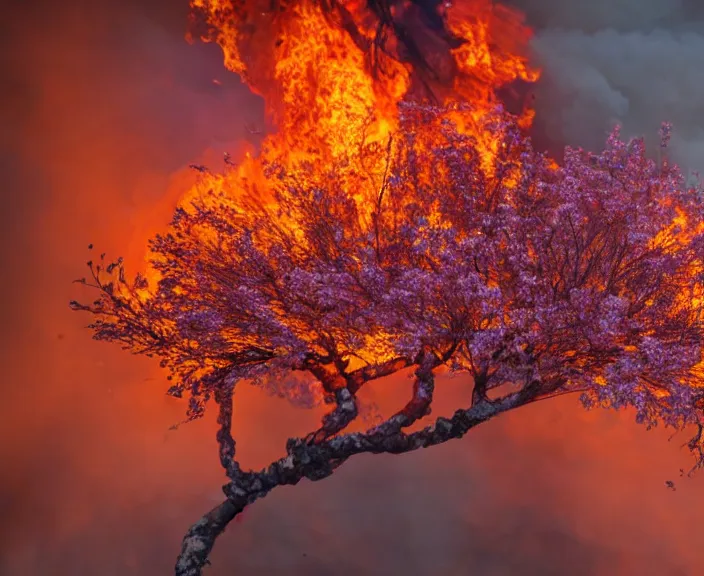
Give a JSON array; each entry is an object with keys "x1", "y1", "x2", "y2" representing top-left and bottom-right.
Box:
[{"x1": 72, "y1": 102, "x2": 704, "y2": 437}]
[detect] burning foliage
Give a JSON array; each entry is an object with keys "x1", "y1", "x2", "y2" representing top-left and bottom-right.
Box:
[{"x1": 69, "y1": 1, "x2": 704, "y2": 574}]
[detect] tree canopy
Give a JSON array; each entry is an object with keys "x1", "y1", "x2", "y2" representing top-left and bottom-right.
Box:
[{"x1": 71, "y1": 103, "x2": 704, "y2": 575}]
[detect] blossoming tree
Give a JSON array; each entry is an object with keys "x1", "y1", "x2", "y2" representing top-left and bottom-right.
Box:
[{"x1": 71, "y1": 104, "x2": 704, "y2": 575}]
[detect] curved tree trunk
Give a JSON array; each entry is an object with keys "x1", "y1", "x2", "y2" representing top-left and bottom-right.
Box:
[{"x1": 174, "y1": 384, "x2": 546, "y2": 575}]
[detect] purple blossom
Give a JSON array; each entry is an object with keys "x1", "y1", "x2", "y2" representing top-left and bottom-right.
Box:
[{"x1": 73, "y1": 101, "x2": 704, "y2": 484}]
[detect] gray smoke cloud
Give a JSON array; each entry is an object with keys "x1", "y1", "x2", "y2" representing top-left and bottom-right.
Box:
[{"x1": 509, "y1": 0, "x2": 704, "y2": 174}]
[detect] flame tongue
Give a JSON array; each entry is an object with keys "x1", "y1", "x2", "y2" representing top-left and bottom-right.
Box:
[
  {"x1": 165, "y1": 0, "x2": 543, "y2": 312},
  {"x1": 187, "y1": 0, "x2": 539, "y2": 162}
]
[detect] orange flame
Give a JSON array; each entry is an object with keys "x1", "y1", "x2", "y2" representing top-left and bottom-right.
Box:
[
  {"x1": 137, "y1": 0, "x2": 541, "y2": 368},
  {"x1": 184, "y1": 0, "x2": 539, "y2": 194}
]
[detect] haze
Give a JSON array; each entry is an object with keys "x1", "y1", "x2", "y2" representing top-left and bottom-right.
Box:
[{"x1": 1, "y1": 0, "x2": 703, "y2": 574}]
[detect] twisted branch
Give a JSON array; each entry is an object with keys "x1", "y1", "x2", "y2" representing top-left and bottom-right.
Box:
[
  {"x1": 368, "y1": 352, "x2": 435, "y2": 435},
  {"x1": 303, "y1": 356, "x2": 414, "y2": 443},
  {"x1": 175, "y1": 379, "x2": 543, "y2": 576}
]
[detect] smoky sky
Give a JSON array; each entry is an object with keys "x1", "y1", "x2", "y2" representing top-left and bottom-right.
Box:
[
  {"x1": 509, "y1": 0, "x2": 704, "y2": 174},
  {"x1": 1, "y1": 1, "x2": 704, "y2": 575}
]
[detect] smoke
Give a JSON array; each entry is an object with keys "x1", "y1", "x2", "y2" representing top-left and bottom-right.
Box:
[
  {"x1": 508, "y1": 0, "x2": 703, "y2": 31},
  {"x1": 1, "y1": 0, "x2": 704, "y2": 575},
  {"x1": 0, "y1": 0, "x2": 266, "y2": 572},
  {"x1": 508, "y1": 0, "x2": 704, "y2": 174}
]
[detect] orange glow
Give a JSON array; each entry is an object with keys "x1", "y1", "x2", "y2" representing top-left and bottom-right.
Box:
[
  {"x1": 184, "y1": 0, "x2": 540, "y2": 204},
  {"x1": 650, "y1": 207, "x2": 704, "y2": 345},
  {"x1": 7, "y1": 3, "x2": 704, "y2": 574},
  {"x1": 152, "y1": 0, "x2": 541, "y2": 369}
]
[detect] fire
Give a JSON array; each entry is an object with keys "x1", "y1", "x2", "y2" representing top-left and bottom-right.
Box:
[
  {"x1": 147, "y1": 0, "x2": 541, "y2": 366},
  {"x1": 184, "y1": 0, "x2": 538, "y2": 188}
]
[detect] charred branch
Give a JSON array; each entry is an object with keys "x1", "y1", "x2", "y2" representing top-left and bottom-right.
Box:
[
  {"x1": 223, "y1": 347, "x2": 276, "y2": 367},
  {"x1": 685, "y1": 422, "x2": 704, "y2": 475},
  {"x1": 326, "y1": 0, "x2": 372, "y2": 53},
  {"x1": 248, "y1": 0, "x2": 463, "y2": 94},
  {"x1": 303, "y1": 343, "x2": 459, "y2": 443},
  {"x1": 362, "y1": 0, "x2": 465, "y2": 92},
  {"x1": 303, "y1": 353, "x2": 421, "y2": 442},
  {"x1": 303, "y1": 360, "x2": 358, "y2": 441}
]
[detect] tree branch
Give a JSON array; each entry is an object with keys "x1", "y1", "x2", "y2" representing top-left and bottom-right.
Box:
[
  {"x1": 305, "y1": 386, "x2": 358, "y2": 444},
  {"x1": 175, "y1": 498, "x2": 239, "y2": 576},
  {"x1": 175, "y1": 385, "x2": 540, "y2": 575},
  {"x1": 367, "y1": 353, "x2": 435, "y2": 435},
  {"x1": 303, "y1": 361, "x2": 358, "y2": 443},
  {"x1": 213, "y1": 373, "x2": 240, "y2": 480},
  {"x1": 685, "y1": 422, "x2": 704, "y2": 475},
  {"x1": 303, "y1": 355, "x2": 416, "y2": 443},
  {"x1": 347, "y1": 356, "x2": 414, "y2": 395},
  {"x1": 471, "y1": 367, "x2": 488, "y2": 406}
]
